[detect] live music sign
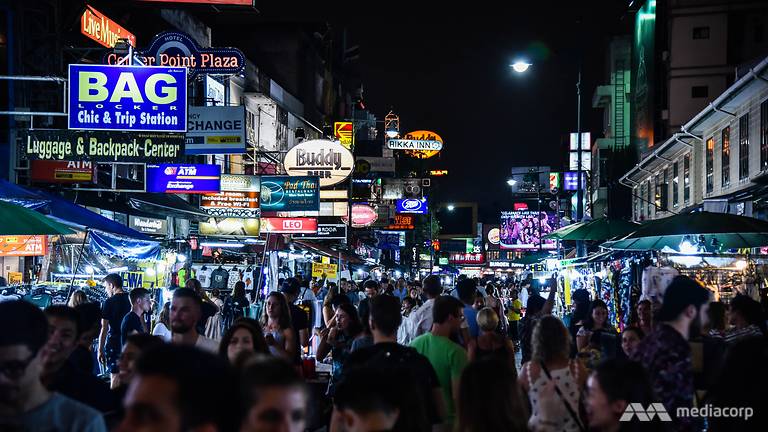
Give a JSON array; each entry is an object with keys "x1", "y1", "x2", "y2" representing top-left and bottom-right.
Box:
[
  {"x1": 80, "y1": 5, "x2": 136, "y2": 48},
  {"x1": 261, "y1": 217, "x2": 318, "y2": 234}
]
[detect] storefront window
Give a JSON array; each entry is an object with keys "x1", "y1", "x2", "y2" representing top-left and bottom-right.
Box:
[
  {"x1": 739, "y1": 114, "x2": 749, "y2": 180},
  {"x1": 673, "y1": 161, "x2": 679, "y2": 207},
  {"x1": 647, "y1": 179, "x2": 653, "y2": 217},
  {"x1": 761, "y1": 100, "x2": 768, "y2": 171},
  {"x1": 706, "y1": 137, "x2": 714, "y2": 193},
  {"x1": 722, "y1": 126, "x2": 730, "y2": 187}
]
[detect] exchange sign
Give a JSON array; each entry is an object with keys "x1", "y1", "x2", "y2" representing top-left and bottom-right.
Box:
[
  {"x1": 69, "y1": 64, "x2": 187, "y2": 132},
  {"x1": 145, "y1": 164, "x2": 221, "y2": 194},
  {"x1": 186, "y1": 106, "x2": 246, "y2": 154}
]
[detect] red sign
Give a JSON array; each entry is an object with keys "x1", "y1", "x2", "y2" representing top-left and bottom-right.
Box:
[
  {"x1": 135, "y1": 0, "x2": 253, "y2": 4},
  {"x1": 81, "y1": 5, "x2": 136, "y2": 48},
  {"x1": 261, "y1": 218, "x2": 317, "y2": 234},
  {"x1": 341, "y1": 204, "x2": 378, "y2": 228},
  {"x1": 30, "y1": 160, "x2": 96, "y2": 183},
  {"x1": 448, "y1": 252, "x2": 485, "y2": 265},
  {"x1": 386, "y1": 215, "x2": 415, "y2": 230},
  {"x1": 0, "y1": 236, "x2": 47, "y2": 257},
  {"x1": 513, "y1": 203, "x2": 529, "y2": 211}
]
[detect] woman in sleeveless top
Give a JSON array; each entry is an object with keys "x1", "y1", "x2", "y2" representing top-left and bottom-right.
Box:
[
  {"x1": 469, "y1": 307, "x2": 516, "y2": 372},
  {"x1": 260, "y1": 291, "x2": 297, "y2": 361},
  {"x1": 519, "y1": 315, "x2": 587, "y2": 432}
]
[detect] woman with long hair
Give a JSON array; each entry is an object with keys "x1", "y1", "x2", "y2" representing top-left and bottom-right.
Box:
[
  {"x1": 468, "y1": 307, "x2": 516, "y2": 371},
  {"x1": 458, "y1": 357, "x2": 528, "y2": 432},
  {"x1": 519, "y1": 315, "x2": 587, "y2": 432},
  {"x1": 576, "y1": 299, "x2": 616, "y2": 352},
  {"x1": 219, "y1": 318, "x2": 269, "y2": 364},
  {"x1": 316, "y1": 302, "x2": 363, "y2": 395},
  {"x1": 67, "y1": 289, "x2": 87, "y2": 308},
  {"x1": 151, "y1": 301, "x2": 171, "y2": 342},
  {"x1": 260, "y1": 291, "x2": 297, "y2": 361}
]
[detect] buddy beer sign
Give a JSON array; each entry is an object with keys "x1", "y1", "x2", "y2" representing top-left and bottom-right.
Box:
[{"x1": 69, "y1": 64, "x2": 187, "y2": 133}]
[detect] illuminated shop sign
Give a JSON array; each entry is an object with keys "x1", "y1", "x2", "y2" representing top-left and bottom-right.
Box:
[
  {"x1": 80, "y1": 5, "x2": 136, "y2": 48},
  {"x1": 145, "y1": 164, "x2": 221, "y2": 194},
  {"x1": 283, "y1": 140, "x2": 354, "y2": 187},
  {"x1": 20, "y1": 129, "x2": 183, "y2": 162},
  {"x1": 68, "y1": 64, "x2": 187, "y2": 132}
]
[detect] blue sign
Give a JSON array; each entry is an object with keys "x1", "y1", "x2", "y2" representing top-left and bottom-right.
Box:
[
  {"x1": 69, "y1": 64, "x2": 187, "y2": 132},
  {"x1": 396, "y1": 198, "x2": 428, "y2": 214},
  {"x1": 260, "y1": 176, "x2": 320, "y2": 213},
  {"x1": 564, "y1": 171, "x2": 587, "y2": 191},
  {"x1": 145, "y1": 164, "x2": 220, "y2": 194}
]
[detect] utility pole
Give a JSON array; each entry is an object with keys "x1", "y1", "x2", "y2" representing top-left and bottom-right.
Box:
[{"x1": 576, "y1": 68, "x2": 586, "y2": 258}]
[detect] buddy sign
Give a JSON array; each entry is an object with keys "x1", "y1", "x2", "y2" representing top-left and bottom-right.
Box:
[
  {"x1": 69, "y1": 64, "x2": 187, "y2": 132},
  {"x1": 283, "y1": 140, "x2": 354, "y2": 187}
]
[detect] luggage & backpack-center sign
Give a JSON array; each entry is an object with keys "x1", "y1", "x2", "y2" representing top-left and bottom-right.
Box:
[{"x1": 20, "y1": 129, "x2": 184, "y2": 162}]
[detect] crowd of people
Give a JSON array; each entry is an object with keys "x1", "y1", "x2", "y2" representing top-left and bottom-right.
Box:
[{"x1": 1, "y1": 270, "x2": 767, "y2": 431}]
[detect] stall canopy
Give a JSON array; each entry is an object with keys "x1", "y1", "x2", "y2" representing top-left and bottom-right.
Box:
[
  {"x1": 0, "y1": 200, "x2": 75, "y2": 235},
  {"x1": 546, "y1": 217, "x2": 640, "y2": 241},
  {"x1": 68, "y1": 190, "x2": 210, "y2": 221},
  {"x1": 294, "y1": 240, "x2": 364, "y2": 264},
  {"x1": 0, "y1": 179, "x2": 151, "y2": 240}
]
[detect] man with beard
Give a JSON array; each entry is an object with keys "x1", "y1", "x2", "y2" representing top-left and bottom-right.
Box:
[
  {"x1": 631, "y1": 275, "x2": 710, "y2": 432},
  {"x1": 169, "y1": 288, "x2": 218, "y2": 352}
]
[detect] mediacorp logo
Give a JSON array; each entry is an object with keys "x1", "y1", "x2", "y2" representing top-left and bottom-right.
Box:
[{"x1": 620, "y1": 403, "x2": 672, "y2": 422}]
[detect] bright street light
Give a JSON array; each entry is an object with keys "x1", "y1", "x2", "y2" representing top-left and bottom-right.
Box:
[
  {"x1": 510, "y1": 61, "x2": 532, "y2": 73},
  {"x1": 447, "y1": 204, "x2": 455, "y2": 211},
  {"x1": 506, "y1": 178, "x2": 518, "y2": 186}
]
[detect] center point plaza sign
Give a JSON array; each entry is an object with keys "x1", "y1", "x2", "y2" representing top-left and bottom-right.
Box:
[
  {"x1": 104, "y1": 31, "x2": 245, "y2": 77},
  {"x1": 69, "y1": 64, "x2": 187, "y2": 133},
  {"x1": 283, "y1": 140, "x2": 354, "y2": 187}
]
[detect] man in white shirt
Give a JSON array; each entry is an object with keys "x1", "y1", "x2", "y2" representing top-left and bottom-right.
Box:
[
  {"x1": 399, "y1": 275, "x2": 442, "y2": 345},
  {"x1": 169, "y1": 289, "x2": 219, "y2": 352}
]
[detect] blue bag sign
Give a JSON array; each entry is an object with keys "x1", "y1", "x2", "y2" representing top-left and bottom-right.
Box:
[
  {"x1": 145, "y1": 164, "x2": 220, "y2": 194},
  {"x1": 69, "y1": 64, "x2": 187, "y2": 132},
  {"x1": 260, "y1": 176, "x2": 320, "y2": 213},
  {"x1": 396, "y1": 198, "x2": 428, "y2": 214}
]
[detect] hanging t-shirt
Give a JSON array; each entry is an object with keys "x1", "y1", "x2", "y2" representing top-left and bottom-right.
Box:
[
  {"x1": 228, "y1": 268, "x2": 242, "y2": 290},
  {"x1": 178, "y1": 268, "x2": 188, "y2": 288},
  {"x1": 210, "y1": 267, "x2": 229, "y2": 290},
  {"x1": 197, "y1": 267, "x2": 213, "y2": 288}
]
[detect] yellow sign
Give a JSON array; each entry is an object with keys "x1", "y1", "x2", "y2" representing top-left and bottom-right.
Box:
[
  {"x1": 8, "y1": 272, "x2": 23, "y2": 285},
  {"x1": 311, "y1": 262, "x2": 338, "y2": 279},
  {"x1": 334, "y1": 122, "x2": 353, "y2": 149}
]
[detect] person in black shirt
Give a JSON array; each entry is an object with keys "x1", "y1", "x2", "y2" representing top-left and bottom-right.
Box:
[
  {"x1": 98, "y1": 273, "x2": 131, "y2": 387},
  {"x1": 187, "y1": 278, "x2": 219, "y2": 335},
  {"x1": 41, "y1": 305, "x2": 119, "y2": 413},
  {"x1": 279, "y1": 281, "x2": 310, "y2": 361},
  {"x1": 70, "y1": 302, "x2": 102, "y2": 376},
  {"x1": 120, "y1": 288, "x2": 150, "y2": 347},
  {"x1": 343, "y1": 295, "x2": 442, "y2": 429}
]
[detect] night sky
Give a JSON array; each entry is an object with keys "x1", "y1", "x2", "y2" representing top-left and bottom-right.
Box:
[{"x1": 258, "y1": 2, "x2": 632, "y2": 222}]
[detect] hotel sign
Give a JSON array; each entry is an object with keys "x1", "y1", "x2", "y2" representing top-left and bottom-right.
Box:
[
  {"x1": 387, "y1": 130, "x2": 443, "y2": 159},
  {"x1": 81, "y1": 5, "x2": 136, "y2": 48}
]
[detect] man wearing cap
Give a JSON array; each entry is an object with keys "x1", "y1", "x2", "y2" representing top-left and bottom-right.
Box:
[
  {"x1": 631, "y1": 275, "x2": 710, "y2": 432},
  {"x1": 280, "y1": 281, "x2": 310, "y2": 361}
]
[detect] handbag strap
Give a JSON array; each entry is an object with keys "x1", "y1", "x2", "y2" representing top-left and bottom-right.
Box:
[{"x1": 539, "y1": 362, "x2": 586, "y2": 432}]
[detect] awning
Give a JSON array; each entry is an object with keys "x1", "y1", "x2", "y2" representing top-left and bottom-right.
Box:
[
  {"x1": 69, "y1": 190, "x2": 210, "y2": 222},
  {"x1": 294, "y1": 240, "x2": 364, "y2": 264}
]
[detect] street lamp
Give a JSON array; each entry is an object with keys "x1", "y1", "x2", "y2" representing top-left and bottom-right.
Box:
[
  {"x1": 506, "y1": 178, "x2": 518, "y2": 186},
  {"x1": 446, "y1": 204, "x2": 455, "y2": 211},
  {"x1": 510, "y1": 61, "x2": 532, "y2": 73}
]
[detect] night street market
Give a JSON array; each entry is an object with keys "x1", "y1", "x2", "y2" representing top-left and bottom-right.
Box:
[{"x1": 1, "y1": 1, "x2": 768, "y2": 431}]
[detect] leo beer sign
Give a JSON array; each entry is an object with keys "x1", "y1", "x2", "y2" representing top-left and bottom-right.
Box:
[
  {"x1": 69, "y1": 64, "x2": 187, "y2": 132},
  {"x1": 30, "y1": 160, "x2": 95, "y2": 183},
  {"x1": 261, "y1": 217, "x2": 318, "y2": 234}
]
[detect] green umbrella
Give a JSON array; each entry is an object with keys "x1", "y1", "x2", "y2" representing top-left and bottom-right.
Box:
[
  {"x1": 0, "y1": 200, "x2": 75, "y2": 235},
  {"x1": 510, "y1": 251, "x2": 555, "y2": 265},
  {"x1": 544, "y1": 221, "x2": 587, "y2": 240},
  {"x1": 555, "y1": 217, "x2": 640, "y2": 241},
  {"x1": 604, "y1": 211, "x2": 768, "y2": 251}
]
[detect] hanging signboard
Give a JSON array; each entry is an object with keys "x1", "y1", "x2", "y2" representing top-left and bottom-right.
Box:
[
  {"x1": 129, "y1": 216, "x2": 168, "y2": 235},
  {"x1": 30, "y1": 160, "x2": 96, "y2": 183},
  {"x1": 260, "y1": 176, "x2": 319, "y2": 213},
  {"x1": 186, "y1": 106, "x2": 245, "y2": 154},
  {"x1": 448, "y1": 252, "x2": 485, "y2": 265},
  {"x1": 283, "y1": 139, "x2": 354, "y2": 187},
  {"x1": 355, "y1": 157, "x2": 396, "y2": 174},
  {"x1": 104, "y1": 31, "x2": 245, "y2": 77},
  {"x1": 386, "y1": 214, "x2": 414, "y2": 230},
  {"x1": 80, "y1": 5, "x2": 136, "y2": 48},
  {"x1": 136, "y1": 1, "x2": 254, "y2": 7},
  {"x1": 261, "y1": 217, "x2": 318, "y2": 234},
  {"x1": 201, "y1": 174, "x2": 260, "y2": 218},
  {"x1": 205, "y1": 76, "x2": 226, "y2": 106},
  {"x1": 563, "y1": 171, "x2": 587, "y2": 191},
  {"x1": 334, "y1": 122, "x2": 353, "y2": 149},
  {"x1": 0, "y1": 236, "x2": 46, "y2": 257},
  {"x1": 145, "y1": 164, "x2": 221, "y2": 194},
  {"x1": 312, "y1": 262, "x2": 338, "y2": 278},
  {"x1": 292, "y1": 224, "x2": 347, "y2": 240},
  {"x1": 429, "y1": 170, "x2": 448, "y2": 176},
  {"x1": 396, "y1": 198, "x2": 428, "y2": 214},
  {"x1": 69, "y1": 64, "x2": 187, "y2": 132},
  {"x1": 341, "y1": 204, "x2": 378, "y2": 228},
  {"x1": 199, "y1": 218, "x2": 260, "y2": 236},
  {"x1": 387, "y1": 130, "x2": 443, "y2": 159},
  {"x1": 19, "y1": 129, "x2": 184, "y2": 162}
]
